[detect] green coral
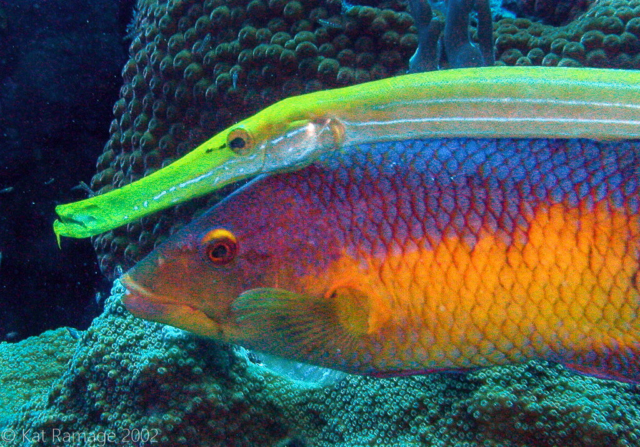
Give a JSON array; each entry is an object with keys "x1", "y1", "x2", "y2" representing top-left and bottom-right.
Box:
[
  {"x1": 0, "y1": 328, "x2": 76, "y2": 428},
  {"x1": 4, "y1": 282, "x2": 640, "y2": 446},
  {"x1": 494, "y1": 0, "x2": 640, "y2": 68}
]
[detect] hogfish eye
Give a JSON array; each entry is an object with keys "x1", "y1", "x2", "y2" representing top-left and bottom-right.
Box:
[
  {"x1": 207, "y1": 240, "x2": 237, "y2": 264},
  {"x1": 201, "y1": 228, "x2": 238, "y2": 265}
]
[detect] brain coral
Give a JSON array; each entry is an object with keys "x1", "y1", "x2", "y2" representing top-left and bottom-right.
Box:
[
  {"x1": 91, "y1": 0, "x2": 640, "y2": 279},
  {"x1": 4, "y1": 283, "x2": 640, "y2": 446}
]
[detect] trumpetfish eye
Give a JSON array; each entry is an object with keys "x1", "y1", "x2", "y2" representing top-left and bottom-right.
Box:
[
  {"x1": 227, "y1": 128, "x2": 252, "y2": 155},
  {"x1": 202, "y1": 228, "x2": 238, "y2": 265}
]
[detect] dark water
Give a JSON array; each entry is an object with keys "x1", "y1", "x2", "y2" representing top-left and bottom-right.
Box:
[{"x1": 0, "y1": 0, "x2": 134, "y2": 341}]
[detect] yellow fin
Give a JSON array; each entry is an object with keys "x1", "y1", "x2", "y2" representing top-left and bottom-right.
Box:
[
  {"x1": 53, "y1": 220, "x2": 62, "y2": 248},
  {"x1": 232, "y1": 288, "x2": 378, "y2": 363},
  {"x1": 330, "y1": 285, "x2": 388, "y2": 336}
]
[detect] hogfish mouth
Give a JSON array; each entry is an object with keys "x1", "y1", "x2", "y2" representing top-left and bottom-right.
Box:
[{"x1": 121, "y1": 274, "x2": 225, "y2": 338}]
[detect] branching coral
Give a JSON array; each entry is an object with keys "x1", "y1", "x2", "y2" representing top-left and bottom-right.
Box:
[
  {"x1": 409, "y1": 0, "x2": 495, "y2": 72},
  {"x1": 444, "y1": 0, "x2": 495, "y2": 67},
  {"x1": 408, "y1": 0, "x2": 444, "y2": 71}
]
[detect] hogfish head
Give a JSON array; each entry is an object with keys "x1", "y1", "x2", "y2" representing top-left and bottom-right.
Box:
[{"x1": 121, "y1": 171, "x2": 340, "y2": 343}]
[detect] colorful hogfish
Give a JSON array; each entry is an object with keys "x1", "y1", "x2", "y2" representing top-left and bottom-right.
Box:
[{"x1": 122, "y1": 137, "x2": 640, "y2": 381}]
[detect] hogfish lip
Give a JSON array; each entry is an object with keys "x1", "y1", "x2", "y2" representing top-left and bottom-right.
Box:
[{"x1": 120, "y1": 274, "x2": 224, "y2": 338}]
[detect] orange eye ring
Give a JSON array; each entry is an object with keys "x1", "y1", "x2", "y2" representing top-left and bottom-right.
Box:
[
  {"x1": 202, "y1": 229, "x2": 238, "y2": 265},
  {"x1": 206, "y1": 239, "x2": 237, "y2": 265}
]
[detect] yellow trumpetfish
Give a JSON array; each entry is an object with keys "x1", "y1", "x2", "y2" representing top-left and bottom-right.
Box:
[{"x1": 54, "y1": 66, "x2": 640, "y2": 241}]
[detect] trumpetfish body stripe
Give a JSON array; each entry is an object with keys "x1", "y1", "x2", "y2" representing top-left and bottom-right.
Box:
[{"x1": 54, "y1": 67, "x2": 640, "y2": 240}]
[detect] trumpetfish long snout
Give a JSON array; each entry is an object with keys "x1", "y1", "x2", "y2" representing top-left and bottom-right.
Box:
[
  {"x1": 122, "y1": 136, "x2": 640, "y2": 381},
  {"x1": 55, "y1": 67, "x2": 640, "y2": 241}
]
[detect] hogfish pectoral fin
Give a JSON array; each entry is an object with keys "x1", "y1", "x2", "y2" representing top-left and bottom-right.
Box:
[
  {"x1": 231, "y1": 287, "x2": 386, "y2": 359},
  {"x1": 329, "y1": 285, "x2": 389, "y2": 336}
]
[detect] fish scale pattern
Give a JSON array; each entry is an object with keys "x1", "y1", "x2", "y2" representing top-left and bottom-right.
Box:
[
  {"x1": 94, "y1": 0, "x2": 640, "y2": 280},
  {"x1": 135, "y1": 137, "x2": 640, "y2": 378},
  {"x1": 263, "y1": 137, "x2": 640, "y2": 377},
  {"x1": 312, "y1": 138, "x2": 639, "y2": 247}
]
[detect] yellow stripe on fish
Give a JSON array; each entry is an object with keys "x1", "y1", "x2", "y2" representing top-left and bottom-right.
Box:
[
  {"x1": 294, "y1": 201, "x2": 639, "y2": 372},
  {"x1": 121, "y1": 136, "x2": 640, "y2": 382},
  {"x1": 55, "y1": 67, "x2": 640, "y2": 241}
]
